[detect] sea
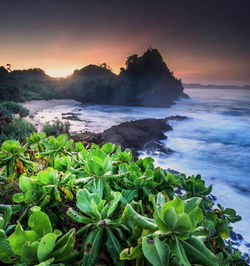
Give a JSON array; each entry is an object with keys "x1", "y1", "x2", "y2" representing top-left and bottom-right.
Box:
[{"x1": 33, "y1": 88, "x2": 250, "y2": 254}]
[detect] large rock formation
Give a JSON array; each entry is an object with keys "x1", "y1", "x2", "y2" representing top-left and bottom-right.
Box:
[
  {"x1": 116, "y1": 48, "x2": 187, "y2": 107},
  {"x1": 71, "y1": 115, "x2": 188, "y2": 155},
  {"x1": 64, "y1": 48, "x2": 188, "y2": 107}
]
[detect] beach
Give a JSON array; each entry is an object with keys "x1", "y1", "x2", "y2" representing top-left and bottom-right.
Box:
[{"x1": 21, "y1": 99, "x2": 81, "y2": 131}]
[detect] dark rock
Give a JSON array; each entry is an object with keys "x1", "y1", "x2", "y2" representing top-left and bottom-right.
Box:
[
  {"x1": 144, "y1": 140, "x2": 174, "y2": 156},
  {"x1": 71, "y1": 115, "x2": 187, "y2": 155},
  {"x1": 166, "y1": 115, "x2": 188, "y2": 121},
  {"x1": 62, "y1": 112, "x2": 81, "y2": 116},
  {"x1": 207, "y1": 194, "x2": 217, "y2": 201},
  {"x1": 245, "y1": 243, "x2": 250, "y2": 248},
  {"x1": 230, "y1": 231, "x2": 243, "y2": 242},
  {"x1": 101, "y1": 117, "x2": 172, "y2": 153},
  {"x1": 167, "y1": 168, "x2": 180, "y2": 174},
  {"x1": 71, "y1": 131, "x2": 103, "y2": 148},
  {"x1": 62, "y1": 115, "x2": 82, "y2": 121}
]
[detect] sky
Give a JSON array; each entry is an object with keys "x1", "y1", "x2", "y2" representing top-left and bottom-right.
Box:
[{"x1": 0, "y1": 0, "x2": 249, "y2": 85}]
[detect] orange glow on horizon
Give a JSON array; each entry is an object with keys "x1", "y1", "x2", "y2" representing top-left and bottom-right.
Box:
[
  {"x1": 45, "y1": 68, "x2": 76, "y2": 78},
  {"x1": 45, "y1": 64, "x2": 121, "y2": 78}
]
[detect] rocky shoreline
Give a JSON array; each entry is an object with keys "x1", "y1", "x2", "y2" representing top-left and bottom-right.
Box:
[{"x1": 71, "y1": 115, "x2": 188, "y2": 156}]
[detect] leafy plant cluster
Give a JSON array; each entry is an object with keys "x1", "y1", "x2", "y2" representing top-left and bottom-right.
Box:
[
  {"x1": 43, "y1": 119, "x2": 70, "y2": 137},
  {"x1": 0, "y1": 101, "x2": 35, "y2": 144},
  {"x1": 0, "y1": 133, "x2": 246, "y2": 265}
]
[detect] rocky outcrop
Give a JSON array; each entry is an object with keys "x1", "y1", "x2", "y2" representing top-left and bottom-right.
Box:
[
  {"x1": 63, "y1": 48, "x2": 188, "y2": 107},
  {"x1": 71, "y1": 115, "x2": 188, "y2": 155}
]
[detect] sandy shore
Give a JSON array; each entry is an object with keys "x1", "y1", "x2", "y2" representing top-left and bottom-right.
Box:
[
  {"x1": 22, "y1": 99, "x2": 81, "y2": 114},
  {"x1": 21, "y1": 99, "x2": 81, "y2": 131}
]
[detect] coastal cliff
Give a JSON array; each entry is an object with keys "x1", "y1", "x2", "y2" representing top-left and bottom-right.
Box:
[{"x1": 64, "y1": 48, "x2": 187, "y2": 107}]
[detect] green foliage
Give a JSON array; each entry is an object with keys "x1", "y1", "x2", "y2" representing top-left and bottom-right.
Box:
[
  {"x1": 2, "y1": 101, "x2": 29, "y2": 117},
  {"x1": 8, "y1": 206, "x2": 75, "y2": 265},
  {"x1": 0, "y1": 139, "x2": 33, "y2": 180},
  {"x1": 43, "y1": 119, "x2": 70, "y2": 137},
  {"x1": 0, "y1": 134, "x2": 246, "y2": 265},
  {"x1": 13, "y1": 168, "x2": 74, "y2": 208},
  {"x1": 0, "y1": 66, "x2": 57, "y2": 102},
  {"x1": 0, "y1": 118, "x2": 36, "y2": 144},
  {"x1": 0, "y1": 101, "x2": 35, "y2": 144},
  {"x1": 26, "y1": 132, "x2": 47, "y2": 152}
]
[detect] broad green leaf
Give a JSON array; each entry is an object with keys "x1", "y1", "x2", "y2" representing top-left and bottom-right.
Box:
[
  {"x1": 163, "y1": 207, "x2": 177, "y2": 230},
  {"x1": 28, "y1": 207, "x2": 52, "y2": 237},
  {"x1": 181, "y1": 237, "x2": 219, "y2": 266},
  {"x1": 9, "y1": 223, "x2": 39, "y2": 255},
  {"x1": 90, "y1": 199, "x2": 102, "y2": 220},
  {"x1": 107, "y1": 191, "x2": 122, "y2": 218},
  {"x1": 19, "y1": 175, "x2": 33, "y2": 192},
  {"x1": 76, "y1": 189, "x2": 101, "y2": 219},
  {"x1": 142, "y1": 157, "x2": 154, "y2": 170},
  {"x1": 145, "y1": 169, "x2": 154, "y2": 179},
  {"x1": 0, "y1": 237, "x2": 16, "y2": 264},
  {"x1": 120, "y1": 149, "x2": 133, "y2": 162},
  {"x1": 183, "y1": 197, "x2": 202, "y2": 214},
  {"x1": 101, "y1": 142, "x2": 116, "y2": 154},
  {"x1": 38, "y1": 168, "x2": 57, "y2": 185},
  {"x1": 87, "y1": 159, "x2": 105, "y2": 176},
  {"x1": 36, "y1": 258, "x2": 54, "y2": 266},
  {"x1": 37, "y1": 230, "x2": 61, "y2": 262},
  {"x1": 174, "y1": 213, "x2": 193, "y2": 233},
  {"x1": 20, "y1": 241, "x2": 39, "y2": 264},
  {"x1": 149, "y1": 193, "x2": 169, "y2": 233},
  {"x1": 120, "y1": 244, "x2": 142, "y2": 260},
  {"x1": 82, "y1": 228, "x2": 103, "y2": 266},
  {"x1": 75, "y1": 142, "x2": 85, "y2": 152},
  {"x1": 142, "y1": 235, "x2": 170, "y2": 266},
  {"x1": 12, "y1": 193, "x2": 25, "y2": 203},
  {"x1": 161, "y1": 197, "x2": 184, "y2": 218},
  {"x1": 170, "y1": 237, "x2": 191, "y2": 266},
  {"x1": 67, "y1": 208, "x2": 94, "y2": 224},
  {"x1": 218, "y1": 221, "x2": 230, "y2": 239},
  {"x1": 91, "y1": 178, "x2": 104, "y2": 199},
  {"x1": 121, "y1": 189, "x2": 138, "y2": 204},
  {"x1": 49, "y1": 228, "x2": 75, "y2": 261},
  {"x1": 189, "y1": 207, "x2": 203, "y2": 228},
  {"x1": 106, "y1": 228, "x2": 124, "y2": 266},
  {"x1": 125, "y1": 204, "x2": 157, "y2": 231}
]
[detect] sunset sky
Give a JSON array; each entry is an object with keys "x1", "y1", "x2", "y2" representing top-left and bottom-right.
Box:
[{"x1": 0, "y1": 0, "x2": 249, "y2": 85}]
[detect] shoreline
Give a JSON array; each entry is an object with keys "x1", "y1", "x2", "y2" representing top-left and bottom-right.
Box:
[
  {"x1": 21, "y1": 99, "x2": 187, "y2": 156},
  {"x1": 21, "y1": 99, "x2": 81, "y2": 131}
]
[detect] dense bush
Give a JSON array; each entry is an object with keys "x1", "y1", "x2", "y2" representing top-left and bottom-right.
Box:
[
  {"x1": 2, "y1": 101, "x2": 29, "y2": 117},
  {"x1": 0, "y1": 133, "x2": 246, "y2": 265},
  {"x1": 0, "y1": 118, "x2": 36, "y2": 144},
  {"x1": 0, "y1": 66, "x2": 57, "y2": 102},
  {"x1": 0, "y1": 102, "x2": 35, "y2": 144},
  {"x1": 43, "y1": 119, "x2": 70, "y2": 136}
]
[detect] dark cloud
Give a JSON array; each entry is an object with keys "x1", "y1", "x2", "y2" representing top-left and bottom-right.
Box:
[{"x1": 0, "y1": 0, "x2": 249, "y2": 84}]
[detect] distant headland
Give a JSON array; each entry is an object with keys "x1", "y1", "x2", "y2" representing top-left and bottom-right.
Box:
[{"x1": 184, "y1": 83, "x2": 250, "y2": 90}]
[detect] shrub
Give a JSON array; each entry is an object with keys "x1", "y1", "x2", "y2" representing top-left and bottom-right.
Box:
[
  {"x1": 0, "y1": 102, "x2": 33, "y2": 144},
  {"x1": 43, "y1": 119, "x2": 70, "y2": 136},
  {"x1": 2, "y1": 101, "x2": 29, "y2": 117},
  {"x1": 0, "y1": 118, "x2": 36, "y2": 144}
]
